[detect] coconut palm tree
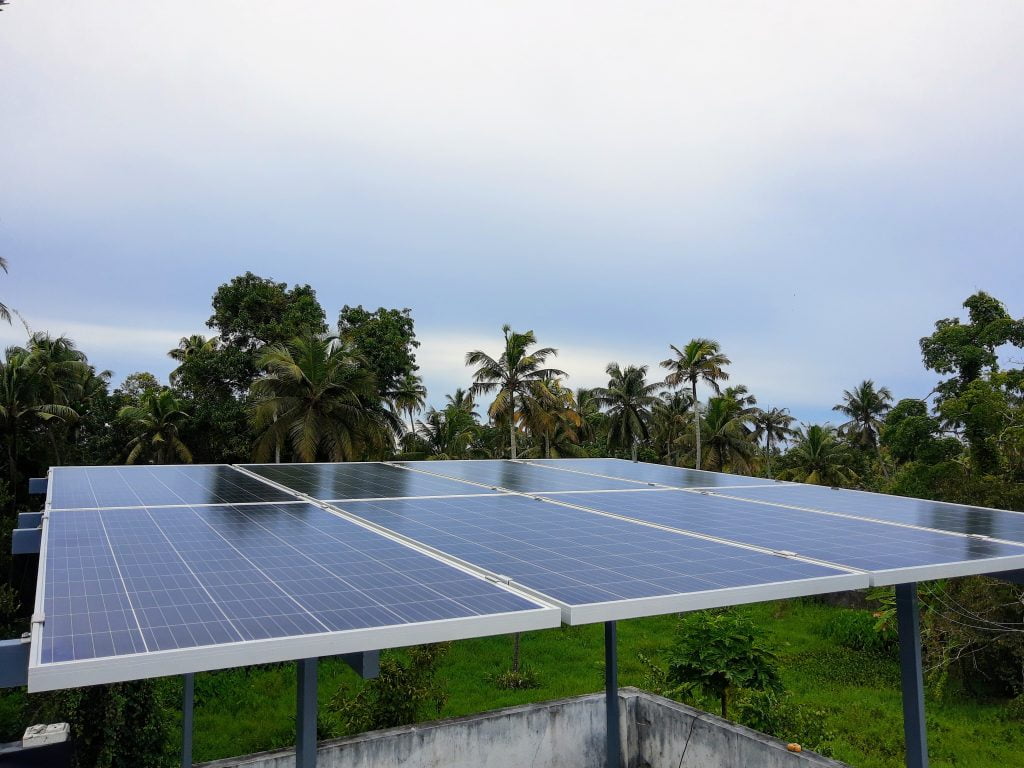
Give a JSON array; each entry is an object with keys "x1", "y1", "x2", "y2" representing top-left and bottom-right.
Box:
[
  {"x1": 119, "y1": 389, "x2": 193, "y2": 464},
  {"x1": 833, "y1": 380, "x2": 894, "y2": 448},
  {"x1": 699, "y1": 396, "x2": 756, "y2": 473},
  {"x1": 391, "y1": 372, "x2": 428, "y2": 439},
  {"x1": 169, "y1": 334, "x2": 220, "y2": 363},
  {"x1": 780, "y1": 424, "x2": 857, "y2": 486},
  {"x1": 465, "y1": 326, "x2": 565, "y2": 459},
  {"x1": 661, "y1": 339, "x2": 731, "y2": 470},
  {"x1": 519, "y1": 380, "x2": 583, "y2": 459},
  {"x1": 752, "y1": 407, "x2": 796, "y2": 478},
  {"x1": 416, "y1": 405, "x2": 478, "y2": 459},
  {"x1": 445, "y1": 388, "x2": 479, "y2": 419},
  {"x1": 0, "y1": 344, "x2": 79, "y2": 495},
  {"x1": 574, "y1": 387, "x2": 604, "y2": 445},
  {"x1": 24, "y1": 333, "x2": 92, "y2": 464},
  {"x1": 593, "y1": 363, "x2": 661, "y2": 461},
  {"x1": 249, "y1": 334, "x2": 399, "y2": 462},
  {"x1": 650, "y1": 390, "x2": 693, "y2": 466}
]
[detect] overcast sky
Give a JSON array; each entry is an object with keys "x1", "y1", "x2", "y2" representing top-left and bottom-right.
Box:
[{"x1": 2, "y1": 2, "x2": 1022, "y2": 424}]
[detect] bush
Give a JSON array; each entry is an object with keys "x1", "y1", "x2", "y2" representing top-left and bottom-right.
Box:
[
  {"x1": 327, "y1": 644, "x2": 450, "y2": 736},
  {"x1": 490, "y1": 667, "x2": 540, "y2": 690},
  {"x1": 737, "y1": 689, "x2": 837, "y2": 757},
  {"x1": 821, "y1": 609, "x2": 897, "y2": 657}
]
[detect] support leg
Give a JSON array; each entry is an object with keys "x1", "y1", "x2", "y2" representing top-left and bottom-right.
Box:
[
  {"x1": 605, "y1": 621, "x2": 621, "y2": 768},
  {"x1": 182, "y1": 673, "x2": 194, "y2": 768},
  {"x1": 896, "y1": 583, "x2": 929, "y2": 768},
  {"x1": 296, "y1": 658, "x2": 318, "y2": 768}
]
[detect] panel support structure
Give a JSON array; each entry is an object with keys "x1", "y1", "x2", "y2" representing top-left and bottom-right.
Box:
[
  {"x1": 0, "y1": 637, "x2": 30, "y2": 687},
  {"x1": 991, "y1": 569, "x2": 1024, "y2": 586},
  {"x1": 182, "y1": 673, "x2": 194, "y2": 768},
  {"x1": 605, "y1": 621, "x2": 621, "y2": 768},
  {"x1": 896, "y1": 583, "x2": 929, "y2": 768},
  {"x1": 340, "y1": 650, "x2": 379, "y2": 679},
  {"x1": 296, "y1": 658, "x2": 318, "y2": 768},
  {"x1": 18, "y1": 512, "x2": 43, "y2": 529},
  {"x1": 11, "y1": 527, "x2": 41, "y2": 555}
]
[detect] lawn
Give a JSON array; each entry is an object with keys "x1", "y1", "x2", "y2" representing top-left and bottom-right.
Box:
[{"x1": 186, "y1": 599, "x2": 1023, "y2": 767}]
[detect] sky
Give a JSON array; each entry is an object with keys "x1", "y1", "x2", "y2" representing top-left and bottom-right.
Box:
[{"x1": 1, "y1": 1, "x2": 1023, "y2": 425}]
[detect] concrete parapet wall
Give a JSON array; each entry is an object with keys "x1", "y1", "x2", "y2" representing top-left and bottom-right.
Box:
[{"x1": 197, "y1": 688, "x2": 850, "y2": 768}]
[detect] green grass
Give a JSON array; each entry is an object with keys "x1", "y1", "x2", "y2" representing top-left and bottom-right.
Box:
[{"x1": 188, "y1": 600, "x2": 1024, "y2": 767}]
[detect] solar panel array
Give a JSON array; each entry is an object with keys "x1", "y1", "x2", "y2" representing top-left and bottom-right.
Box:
[{"x1": 32, "y1": 457, "x2": 1024, "y2": 692}]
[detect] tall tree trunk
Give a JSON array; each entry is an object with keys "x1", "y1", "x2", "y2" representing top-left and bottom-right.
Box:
[
  {"x1": 408, "y1": 410, "x2": 415, "y2": 440},
  {"x1": 765, "y1": 433, "x2": 772, "y2": 478},
  {"x1": 509, "y1": 390, "x2": 517, "y2": 459},
  {"x1": 544, "y1": 434, "x2": 550, "y2": 459},
  {"x1": 692, "y1": 381, "x2": 702, "y2": 470},
  {"x1": 631, "y1": 443, "x2": 638, "y2": 462}
]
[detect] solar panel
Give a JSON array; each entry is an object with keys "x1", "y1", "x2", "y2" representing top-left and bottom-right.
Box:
[
  {"x1": 709, "y1": 484, "x2": 1024, "y2": 545},
  {"x1": 396, "y1": 460, "x2": 644, "y2": 492},
  {"x1": 242, "y1": 462, "x2": 497, "y2": 501},
  {"x1": 549, "y1": 490, "x2": 1024, "y2": 584},
  {"x1": 524, "y1": 457, "x2": 779, "y2": 488},
  {"x1": 48, "y1": 465, "x2": 297, "y2": 510},
  {"x1": 332, "y1": 494, "x2": 866, "y2": 623},
  {"x1": 31, "y1": 502, "x2": 558, "y2": 691}
]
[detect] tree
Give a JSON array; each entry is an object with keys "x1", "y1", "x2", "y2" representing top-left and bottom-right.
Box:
[
  {"x1": 833, "y1": 380, "x2": 893, "y2": 449},
  {"x1": 208, "y1": 272, "x2": 327, "y2": 351},
  {"x1": 594, "y1": 363, "x2": 660, "y2": 461},
  {"x1": 416, "y1": 405, "x2": 478, "y2": 460},
  {"x1": 465, "y1": 325, "x2": 565, "y2": 460},
  {"x1": 921, "y1": 292, "x2": 1024, "y2": 400},
  {"x1": 445, "y1": 388, "x2": 479, "y2": 418},
  {"x1": 752, "y1": 407, "x2": 795, "y2": 478},
  {"x1": 519, "y1": 379, "x2": 583, "y2": 459},
  {"x1": 939, "y1": 378, "x2": 1008, "y2": 474},
  {"x1": 779, "y1": 424, "x2": 857, "y2": 486},
  {"x1": 118, "y1": 389, "x2": 193, "y2": 464},
  {"x1": 338, "y1": 306, "x2": 420, "y2": 396},
  {"x1": 249, "y1": 334, "x2": 398, "y2": 462},
  {"x1": 661, "y1": 339, "x2": 731, "y2": 470},
  {"x1": 666, "y1": 609, "x2": 782, "y2": 719},
  {"x1": 650, "y1": 390, "x2": 693, "y2": 466},
  {"x1": 699, "y1": 396, "x2": 756, "y2": 473},
  {"x1": 390, "y1": 372, "x2": 427, "y2": 439},
  {"x1": 0, "y1": 344, "x2": 79, "y2": 495},
  {"x1": 168, "y1": 334, "x2": 219, "y2": 382}
]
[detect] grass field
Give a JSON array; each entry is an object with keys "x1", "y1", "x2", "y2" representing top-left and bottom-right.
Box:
[{"x1": 185, "y1": 599, "x2": 1022, "y2": 767}]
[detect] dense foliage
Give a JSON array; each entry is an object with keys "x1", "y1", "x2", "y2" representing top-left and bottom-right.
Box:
[{"x1": 2, "y1": 276, "x2": 1024, "y2": 766}]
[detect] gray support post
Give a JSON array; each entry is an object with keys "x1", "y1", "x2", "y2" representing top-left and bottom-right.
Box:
[
  {"x1": 896, "y1": 583, "x2": 929, "y2": 768},
  {"x1": 296, "y1": 658, "x2": 318, "y2": 768},
  {"x1": 605, "y1": 621, "x2": 621, "y2": 768},
  {"x1": 182, "y1": 673, "x2": 194, "y2": 768}
]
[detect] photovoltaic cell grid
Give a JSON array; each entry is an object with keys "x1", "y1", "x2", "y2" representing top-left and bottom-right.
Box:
[
  {"x1": 548, "y1": 490, "x2": 1024, "y2": 581},
  {"x1": 523, "y1": 457, "x2": 780, "y2": 488},
  {"x1": 711, "y1": 484, "x2": 1024, "y2": 546},
  {"x1": 242, "y1": 462, "x2": 499, "y2": 501},
  {"x1": 40, "y1": 502, "x2": 546, "y2": 666},
  {"x1": 336, "y1": 494, "x2": 862, "y2": 618},
  {"x1": 48, "y1": 465, "x2": 297, "y2": 510},
  {"x1": 395, "y1": 459, "x2": 644, "y2": 492}
]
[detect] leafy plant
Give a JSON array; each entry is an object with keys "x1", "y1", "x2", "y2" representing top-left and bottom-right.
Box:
[
  {"x1": 737, "y1": 689, "x2": 837, "y2": 756},
  {"x1": 328, "y1": 644, "x2": 450, "y2": 736},
  {"x1": 666, "y1": 609, "x2": 782, "y2": 719}
]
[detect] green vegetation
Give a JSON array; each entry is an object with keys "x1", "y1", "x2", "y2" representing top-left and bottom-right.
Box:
[
  {"x1": 182, "y1": 600, "x2": 1024, "y2": 768},
  {"x1": 2, "y1": 271, "x2": 1024, "y2": 767}
]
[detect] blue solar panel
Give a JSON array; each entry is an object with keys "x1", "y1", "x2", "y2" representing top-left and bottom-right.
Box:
[
  {"x1": 396, "y1": 460, "x2": 643, "y2": 492},
  {"x1": 712, "y1": 484, "x2": 1024, "y2": 545},
  {"x1": 49, "y1": 465, "x2": 297, "y2": 510},
  {"x1": 40, "y1": 502, "x2": 547, "y2": 665},
  {"x1": 550, "y1": 490, "x2": 1024, "y2": 577},
  {"x1": 335, "y1": 494, "x2": 861, "y2": 616},
  {"x1": 243, "y1": 462, "x2": 496, "y2": 501},
  {"x1": 525, "y1": 458, "x2": 777, "y2": 488}
]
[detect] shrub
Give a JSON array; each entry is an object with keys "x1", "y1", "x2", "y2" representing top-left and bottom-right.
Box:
[
  {"x1": 737, "y1": 690, "x2": 837, "y2": 757},
  {"x1": 328, "y1": 644, "x2": 450, "y2": 736}
]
